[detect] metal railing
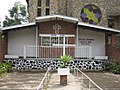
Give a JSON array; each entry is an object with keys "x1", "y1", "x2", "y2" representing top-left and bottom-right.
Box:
[
  {"x1": 73, "y1": 66, "x2": 103, "y2": 90},
  {"x1": 23, "y1": 45, "x2": 92, "y2": 59},
  {"x1": 36, "y1": 67, "x2": 51, "y2": 90},
  {"x1": 23, "y1": 45, "x2": 75, "y2": 59}
]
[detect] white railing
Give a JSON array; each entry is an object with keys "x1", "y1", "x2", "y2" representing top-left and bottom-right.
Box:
[
  {"x1": 23, "y1": 45, "x2": 92, "y2": 59},
  {"x1": 73, "y1": 66, "x2": 103, "y2": 90},
  {"x1": 23, "y1": 45, "x2": 75, "y2": 59},
  {"x1": 75, "y1": 46, "x2": 92, "y2": 59},
  {"x1": 36, "y1": 67, "x2": 51, "y2": 90}
]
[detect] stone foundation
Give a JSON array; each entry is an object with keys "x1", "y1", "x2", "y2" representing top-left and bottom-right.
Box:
[{"x1": 4, "y1": 59, "x2": 108, "y2": 71}]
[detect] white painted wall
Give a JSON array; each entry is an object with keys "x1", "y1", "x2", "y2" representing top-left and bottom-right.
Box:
[
  {"x1": 77, "y1": 28, "x2": 105, "y2": 57},
  {"x1": 8, "y1": 27, "x2": 36, "y2": 56}
]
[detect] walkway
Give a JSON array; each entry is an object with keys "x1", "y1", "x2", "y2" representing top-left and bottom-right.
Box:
[
  {"x1": 85, "y1": 72, "x2": 120, "y2": 90},
  {"x1": 47, "y1": 73, "x2": 83, "y2": 90},
  {"x1": 0, "y1": 71, "x2": 45, "y2": 90}
]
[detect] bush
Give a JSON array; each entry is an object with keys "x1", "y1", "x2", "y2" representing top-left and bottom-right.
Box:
[
  {"x1": 0, "y1": 62, "x2": 12, "y2": 76},
  {"x1": 110, "y1": 62, "x2": 120, "y2": 74},
  {"x1": 60, "y1": 54, "x2": 72, "y2": 68}
]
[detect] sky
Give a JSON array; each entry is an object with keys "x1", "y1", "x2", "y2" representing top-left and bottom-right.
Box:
[{"x1": 0, "y1": 0, "x2": 27, "y2": 21}]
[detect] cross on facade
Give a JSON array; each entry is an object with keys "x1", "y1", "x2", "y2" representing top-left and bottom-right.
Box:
[{"x1": 53, "y1": 24, "x2": 61, "y2": 34}]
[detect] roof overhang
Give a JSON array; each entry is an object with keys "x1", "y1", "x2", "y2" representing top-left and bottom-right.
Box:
[
  {"x1": 36, "y1": 15, "x2": 78, "y2": 23},
  {"x1": 78, "y1": 22, "x2": 120, "y2": 33},
  {"x1": 2, "y1": 23, "x2": 36, "y2": 31},
  {"x1": 1, "y1": 15, "x2": 120, "y2": 33}
]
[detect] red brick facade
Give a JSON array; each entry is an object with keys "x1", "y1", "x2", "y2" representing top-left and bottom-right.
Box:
[
  {"x1": 106, "y1": 33, "x2": 120, "y2": 63},
  {"x1": 0, "y1": 33, "x2": 8, "y2": 63},
  {"x1": 38, "y1": 20, "x2": 76, "y2": 57},
  {"x1": 39, "y1": 20, "x2": 76, "y2": 35}
]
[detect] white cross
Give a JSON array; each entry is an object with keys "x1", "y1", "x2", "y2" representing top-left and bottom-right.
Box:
[{"x1": 53, "y1": 24, "x2": 61, "y2": 34}]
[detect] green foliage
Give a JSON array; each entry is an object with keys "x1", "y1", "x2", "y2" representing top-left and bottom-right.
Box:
[
  {"x1": 3, "y1": 1, "x2": 27, "y2": 27},
  {"x1": 110, "y1": 62, "x2": 120, "y2": 74},
  {"x1": 0, "y1": 62, "x2": 12, "y2": 76},
  {"x1": 60, "y1": 54, "x2": 72, "y2": 68}
]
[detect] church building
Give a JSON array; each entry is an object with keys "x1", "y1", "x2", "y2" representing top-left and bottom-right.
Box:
[{"x1": 1, "y1": 0, "x2": 120, "y2": 70}]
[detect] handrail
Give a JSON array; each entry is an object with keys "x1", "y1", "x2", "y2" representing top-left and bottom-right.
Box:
[
  {"x1": 36, "y1": 67, "x2": 51, "y2": 90},
  {"x1": 73, "y1": 66, "x2": 103, "y2": 90}
]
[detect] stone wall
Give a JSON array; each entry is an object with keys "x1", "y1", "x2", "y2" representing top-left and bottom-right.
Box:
[
  {"x1": 106, "y1": 0, "x2": 120, "y2": 15},
  {"x1": 28, "y1": 0, "x2": 37, "y2": 22},
  {"x1": 27, "y1": 0, "x2": 120, "y2": 28},
  {"x1": 4, "y1": 59, "x2": 108, "y2": 71}
]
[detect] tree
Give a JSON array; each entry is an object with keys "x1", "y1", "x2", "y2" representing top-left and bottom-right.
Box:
[{"x1": 3, "y1": 2, "x2": 27, "y2": 27}]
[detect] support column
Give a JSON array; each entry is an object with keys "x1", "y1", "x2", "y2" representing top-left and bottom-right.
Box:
[
  {"x1": 36, "y1": 25, "x2": 38, "y2": 58},
  {"x1": 63, "y1": 35, "x2": 66, "y2": 55}
]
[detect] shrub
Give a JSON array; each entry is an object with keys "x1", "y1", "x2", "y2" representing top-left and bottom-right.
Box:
[
  {"x1": 60, "y1": 54, "x2": 72, "y2": 68},
  {"x1": 0, "y1": 61, "x2": 12, "y2": 76},
  {"x1": 110, "y1": 62, "x2": 120, "y2": 74}
]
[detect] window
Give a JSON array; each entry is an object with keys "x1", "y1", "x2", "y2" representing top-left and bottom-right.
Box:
[
  {"x1": 108, "y1": 19, "x2": 114, "y2": 28},
  {"x1": 80, "y1": 4, "x2": 102, "y2": 25},
  {"x1": 46, "y1": 8, "x2": 49, "y2": 15},
  {"x1": 38, "y1": 0, "x2": 41, "y2": 7},
  {"x1": 46, "y1": 0, "x2": 49, "y2": 7},
  {"x1": 41, "y1": 36, "x2": 68, "y2": 46},
  {"x1": 42, "y1": 37, "x2": 50, "y2": 46},
  {"x1": 37, "y1": 8, "x2": 41, "y2": 16}
]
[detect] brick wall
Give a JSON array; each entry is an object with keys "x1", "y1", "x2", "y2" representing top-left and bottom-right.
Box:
[
  {"x1": 0, "y1": 33, "x2": 8, "y2": 63},
  {"x1": 39, "y1": 20, "x2": 76, "y2": 34},
  {"x1": 38, "y1": 20, "x2": 76, "y2": 58},
  {"x1": 106, "y1": 33, "x2": 120, "y2": 63},
  {"x1": 107, "y1": 45, "x2": 120, "y2": 63}
]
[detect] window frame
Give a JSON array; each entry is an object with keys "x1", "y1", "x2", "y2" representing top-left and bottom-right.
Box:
[
  {"x1": 46, "y1": 0, "x2": 50, "y2": 7},
  {"x1": 41, "y1": 35, "x2": 68, "y2": 47},
  {"x1": 38, "y1": 0, "x2": 42, "y2": 7}
]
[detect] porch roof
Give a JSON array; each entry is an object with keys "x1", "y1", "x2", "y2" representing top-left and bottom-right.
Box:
[
  {"x1": 78, "y1": 22, "x2": 120, "y2": 33},
  {"x1": 36, "y1": 15, "x2": 78, "y2": 23},
  {"x1": 2, "y1": 23, "x2": 36, "y2": 31}
]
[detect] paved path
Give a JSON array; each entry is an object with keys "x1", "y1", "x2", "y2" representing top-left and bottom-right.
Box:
[
  {"x1": 0, "y1": 71, "x2": 45, "y2": 90},
  {"x1": 47, "y1": 73, "x2": 83, "y2": 90},
  {"x1": 85, "y1": 72, "x2": 120, "y2": 90}
]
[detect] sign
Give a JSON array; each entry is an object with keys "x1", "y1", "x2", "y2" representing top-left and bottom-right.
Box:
[{"x1": 79, "y1": 38, "x2": 94, "y2": 45}]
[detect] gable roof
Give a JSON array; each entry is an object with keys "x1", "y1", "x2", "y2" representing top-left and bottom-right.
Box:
[
  {"x1": 2, "y1": 23, "x2": 36, "y2": 31},
  {"x1": 1, "y1": 15, "x2": 120, "y2": 33},
  {"x1": 36, "y1": 15, "x2": 78, "y2": 23},
  {"x1": 78, "y1": 22, "x2": 120, "y2": 33}
]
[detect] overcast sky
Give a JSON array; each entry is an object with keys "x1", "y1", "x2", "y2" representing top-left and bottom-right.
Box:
[{"x1": 0, "y1": 0, "x2": 27, "y2": 21}]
